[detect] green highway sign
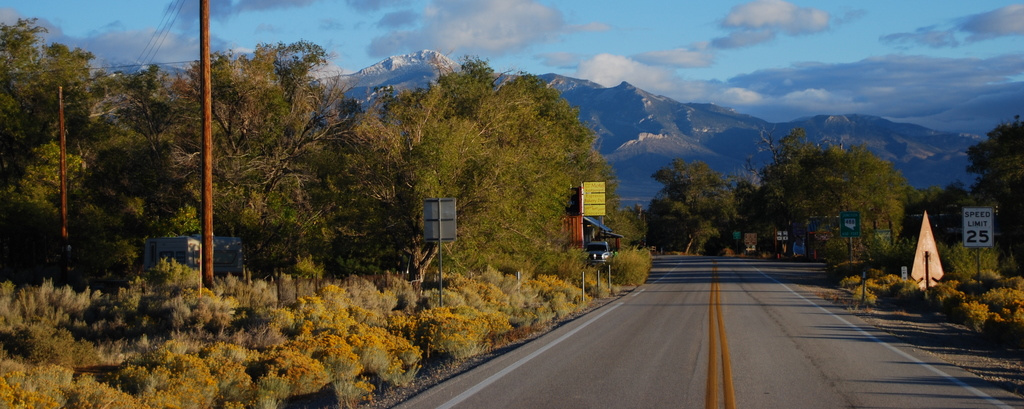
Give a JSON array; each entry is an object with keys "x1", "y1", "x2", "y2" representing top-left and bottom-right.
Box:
[{"x1": 840, "y1": 211, "x2": 861, "y2": 238}]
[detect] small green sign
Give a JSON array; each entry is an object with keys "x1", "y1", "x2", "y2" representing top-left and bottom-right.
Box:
[
  {"x1": 840, "y1": 211, "x2": 861, "y2": 238},
  {"x1": 733, "y1": 231, "x2": 741, "y2": 240}
]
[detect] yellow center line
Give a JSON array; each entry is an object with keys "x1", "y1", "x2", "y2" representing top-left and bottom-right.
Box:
[{"x1": 706, "y1": 261, "x2": 736, "y2": 409}]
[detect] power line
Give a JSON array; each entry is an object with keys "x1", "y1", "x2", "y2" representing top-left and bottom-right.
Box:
[{"x1": 136, "y1": 0, "x2": 188, "y2": 66}]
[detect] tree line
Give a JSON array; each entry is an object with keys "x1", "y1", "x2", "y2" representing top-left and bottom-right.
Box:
[
  {"x1": 646, "y1": 116, "x2": 1024, "y2": 273},
  {"x1": 0, "y1": 19, "x2": 617, "y2": 282},
  {"x1": 3, "y1": 17, "x2": 1020, "y2": 281}
]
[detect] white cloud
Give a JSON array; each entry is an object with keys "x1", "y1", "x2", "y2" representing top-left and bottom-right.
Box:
[
  {"x1": 538, "y1": 52, "x2": 582, "y2": 69},
  {"x1": 369, "y1": 0, "x2": 594, "y2": 57},
  {"x1": 713, "y1": 54, "x2": 1024, "y2": 133},
  {"x1": 722, "y1": 0, "x2": 829, "y2": 34},
  {"x1": 880, "y1": 27, "x2": 959, "y2": 48},
  {"x1": 961, "y1": 4, "x2": 1024, "y2": 42},
  {"x1": 882, "y1": 5, "x2": 1024, "y2": 49},
  {"x1": 570, "y1": 22, "x2": 612, "y2": 32},
  {"x1": 377, "y1": 10, "x2": 418, "y2": 29},
  {"x1": 345, "y1": 0, "x2": 413, "y2": 12},
  {"x1": 712, "y1": 0, "x2": 830, "y2": 48},
  {"x1": 718, "y1": 87, "x2": 763, "y2": 105},
  {"x1": 574, "y1": 54, "x2": 679, "y2": 92},
  {"x1": 634, "y1": 48, "x2": 714, "y2": 68},
  {"x1": 711, "y1": 30, "x2": 776, "y2": 49}
]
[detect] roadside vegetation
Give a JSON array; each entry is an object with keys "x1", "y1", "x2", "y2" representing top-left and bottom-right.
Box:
[
  {"x1": 0, "y1": 20, "x2": 651, "y2": 407},
  {"x1": 0, "y1": 256, "x2": 652, "y2": 407}
]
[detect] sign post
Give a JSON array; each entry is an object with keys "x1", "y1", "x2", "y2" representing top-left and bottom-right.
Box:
[
  {"x1": 775, "y1": 229, "x2": 788, "y2": 257},
  {"x1": 743, "y1": 233, "x2": 757, "y2": 254},
  {"x1": 840, "y1": 211, "x2": 861, "y2": 263},
  {"x1": 962, "y1": 206, "x2": 994, "y2": 280},
  {"x1": 840, "y1": 211, "x2": 861, "y2": 238},
  {"x1": 424, "y1": 198, "x2": 457, "y2": 307}
]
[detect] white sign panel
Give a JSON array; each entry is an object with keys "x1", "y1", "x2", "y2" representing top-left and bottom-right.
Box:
[{"x1": 962, "y1": 206, "x2": 994, "y2": 248}]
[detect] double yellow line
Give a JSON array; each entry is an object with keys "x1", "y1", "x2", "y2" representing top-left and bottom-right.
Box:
[{"x1": 706, "y1": 261, "x2": 735, "y2": 409}]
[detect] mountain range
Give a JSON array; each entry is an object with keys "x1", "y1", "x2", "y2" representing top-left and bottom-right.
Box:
[{"x1": 342, "y1": 51, "x2": 982, "y2": 204}]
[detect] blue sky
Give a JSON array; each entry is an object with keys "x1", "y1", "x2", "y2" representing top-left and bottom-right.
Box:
[{"x1": 3, "y1": 0, "x2": 1022, "y2": 135}]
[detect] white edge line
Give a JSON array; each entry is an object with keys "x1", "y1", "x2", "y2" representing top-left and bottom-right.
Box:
[
  {"x1": 436, "y1": 302, "x2": 624, "y2": 409},
  {"x1": 754, "y1": 267, "x2": 1013, "y2": 409}
]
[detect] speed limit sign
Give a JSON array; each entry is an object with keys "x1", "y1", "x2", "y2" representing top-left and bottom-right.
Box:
[{"x1": 962, "y1": 206, "x2": 994, "y2": 248}]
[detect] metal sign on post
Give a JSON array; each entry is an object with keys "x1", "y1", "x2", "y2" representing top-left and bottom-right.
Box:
[
  {"x1": 962, "y1": 206, "x2": 994, "y2": 248},
  {"x1": 424, "y1": 198, "x2": 456, "y2": 307},
  {"x1": 424, "y1": 198, "x2": 457, "y2": 242},
  {"x1": 840, "y1": 211, "x2": 861, "y2": 238}
]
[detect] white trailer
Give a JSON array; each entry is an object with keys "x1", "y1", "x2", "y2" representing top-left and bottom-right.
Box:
[{"x1": 143, "y1": 236, "x2": 244, "y2": 274}]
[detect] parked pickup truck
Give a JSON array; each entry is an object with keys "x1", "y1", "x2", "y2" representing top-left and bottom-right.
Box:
[{"x1": 586, "y1": 241, "x2": 612, "y2": 264}]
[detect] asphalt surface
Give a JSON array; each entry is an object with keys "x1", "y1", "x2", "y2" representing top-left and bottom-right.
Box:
[{"x1": 395, "y1": 256, "x2": 1024, "y2": 409}]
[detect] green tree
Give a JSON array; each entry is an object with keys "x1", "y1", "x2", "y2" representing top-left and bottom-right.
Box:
[
  {"x1": 756, "y1": 128, "x2": 908, "y2": 237},
  {"x1": 339, "y1": 58, "x2": 609, "y2": 279},
  {"x1": 0, "y1": 19, "x2": 98, "y2": 271},
  {"x1": 902, "y1": 183, "x2": 975, "y2": 244},
  {"x1": 968, "y1": 116, "x2": 1024, "y2": 241},
  {"x1": 648, "y1": 160, "x2": 735, "y2": 254},
  {"x1": 604, "y1": 203, "x2": 648, "y2": 248},
  {"x1": 184, "y1": 41, "x2": 354, "y2": 274}
]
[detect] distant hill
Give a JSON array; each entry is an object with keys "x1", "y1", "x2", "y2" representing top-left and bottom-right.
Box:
[{"x1": 342, "y1": 52, "x2": 982, "y2": 205}]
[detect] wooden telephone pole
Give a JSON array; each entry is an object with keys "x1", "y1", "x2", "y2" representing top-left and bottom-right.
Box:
[
  {"x1": 58, "y1": 87, "x2": 69, "y2": 284},
  {"x1": 200, "y1": 0, "x2": 214, "y2": 288}
]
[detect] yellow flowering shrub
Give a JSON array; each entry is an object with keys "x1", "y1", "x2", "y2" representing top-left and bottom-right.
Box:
[
  {"x1": 285, "y1": 332, "x2": 362, "y2": 383},
  {"x1": 110, "y1": 340, "x2": 218, "y2": 409},
  {"x1": 445, "y1": 275, "x2": 511, "y2": 314},
  {"x1": 414, "y1": 306, "x2": 511, "y2": 360},
  {"x1": 286, "y1": 294, "x2": 360, "y2": 336},
  {"x1": 0, "y1": 375, "x2": 61, "y2": 409},
  {"x1": 984, "y1": 309, "x2": 1024, "y2": 348},
  {"x1": 980, "y1": 287, "x2": 1024, "y2": 315},
  {"x1": 248, "y1": 347, "x2": 328, "y2": 396},
  {"x1": 0, "y1": 364, "x2": 72, "y2": 409},
  {"x1": 346, "y1": 324, "x2": 421, "y2": 385},
  {"x1": 63, "y1": 376, "x2": 148, "y2": 409},
  {"x1": 198, "y1": 342, "x2": 256, "y2": 406}
]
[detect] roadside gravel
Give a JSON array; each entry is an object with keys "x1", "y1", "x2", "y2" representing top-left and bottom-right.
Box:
[{"x1": 806, "y1": 283, "x2": 1024, "y2": 398}]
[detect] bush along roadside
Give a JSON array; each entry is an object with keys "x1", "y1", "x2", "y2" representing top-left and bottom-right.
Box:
[
  {"x1": 0, "y1": 251, "x2": 651, "y2": 407},
  {"x1": 833, "y1": 265, "x2": 1024, "y2": 348}
]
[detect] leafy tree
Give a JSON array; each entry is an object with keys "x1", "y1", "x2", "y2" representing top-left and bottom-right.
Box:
[
  {"x1": 184, "y1": 41, "x2": 354, "y2": 274},
  {"x1": 902, "y1": 183, "x2": 975, "y2": 244},
  {"x1": 0, "y1": 19, "x2": 97, "y2": 271},
  {"x1": 339, "y1": 58, "x2": 609, "y2": 279},
  {"x1": 648, "y1": 159, "x2": 735, "y2": 254},
  {"x1": 604, "y1": 203, "x2": 647, "y2": 248},
  {"x1": 968, "y1": 116, "x2": 1024, "y2": 241},
  {"x1": 754, "y1": 128, "x2": 908, "y2": 238}
]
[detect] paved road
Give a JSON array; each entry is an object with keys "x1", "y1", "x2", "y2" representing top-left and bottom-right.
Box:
[{"x1": 395, "y1": 256, "x2": 1024, "y2": 408}]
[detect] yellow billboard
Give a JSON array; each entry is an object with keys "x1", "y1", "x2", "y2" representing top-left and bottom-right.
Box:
[
  {"x1": 582, "y1": 182, "x2": 606, "y2": 216},
  {"x1": 582, "y1": 181, "x2": 605, "y2": 194}
]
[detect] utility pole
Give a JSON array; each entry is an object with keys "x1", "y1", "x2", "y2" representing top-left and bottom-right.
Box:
[
  {"x1": 200, "y1": 0, "x2": 214, "y2": 288},
  {"x1": 58, "y1": 87, "x2": 69, "y2": 284}
]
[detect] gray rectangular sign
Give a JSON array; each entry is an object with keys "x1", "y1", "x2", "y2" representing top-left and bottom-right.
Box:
[{"x1": 424, "y1": 198, "x2": 457, "y2": 242}]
